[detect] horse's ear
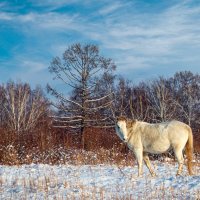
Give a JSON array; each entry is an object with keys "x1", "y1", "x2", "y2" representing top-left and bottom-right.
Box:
[
  {"x1": 117, "y1": 116, "x2": 127, "y2": 122},
  {"x1": 131, "y1": 119, "x2": 137, "y2": 126},
  {"x1": 126, "y1": 119, "x2": 137, "y2": 128}
]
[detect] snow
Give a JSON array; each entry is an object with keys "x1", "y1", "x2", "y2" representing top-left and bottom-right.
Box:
[{"x1": 0, "y1": 162, "x2": 200, "y2": 199}]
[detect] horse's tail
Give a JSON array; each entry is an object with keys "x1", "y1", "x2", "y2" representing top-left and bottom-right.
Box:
[{"x1": 185, "y1": 127, "x2": 193, "y2": 175}]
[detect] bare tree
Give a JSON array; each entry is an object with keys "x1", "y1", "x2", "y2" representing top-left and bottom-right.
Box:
[
  {"x1": 129, "y1": 83, "x2": 150, "y2": 121},
  {"x1": 113, "y1": 79, "x2": 150, "y2": 121},
  {"x1": 0, "y1": 85, "x2": 6, "y2": 127},
  {"x1": 47, "y1": 43, "x2": 116, "y2": 147},
  {"x1": 1, "y1": 81, "x2": 49, "y2": 133},
  {"x1": 146, "y1": 77, "x2": 178, "y2": 122},
  {"x1": 113, "y1": 77, "x2": 132, "y2": 117},
  {"x1": 170, "y1": 71, "x2": 200, "y2": 127}
]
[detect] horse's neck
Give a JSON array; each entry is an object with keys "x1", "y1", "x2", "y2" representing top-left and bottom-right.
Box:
[
  {"x1": 127, "y1": 121, "x2": 146, "y2": 136},
  {"x1": 127, "y1": 122, "x2": 138, "y2": 138}
]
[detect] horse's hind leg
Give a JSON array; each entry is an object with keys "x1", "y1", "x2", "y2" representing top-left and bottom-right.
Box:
[
  {"x1": 173, "y1": 147, "x2": 184, "y2": 176},
  {"x1": 143, "y1": 153, "x2": 156, "y2": 177}
]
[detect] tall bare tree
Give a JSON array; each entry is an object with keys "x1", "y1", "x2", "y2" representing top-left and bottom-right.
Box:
[{"x1": 47, "y1": 43, "x2": 116, "y2": 147}]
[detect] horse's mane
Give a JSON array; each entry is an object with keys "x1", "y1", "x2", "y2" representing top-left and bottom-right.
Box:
[
  {"x1": 117, "y1": 116, "x2": 127, "y2": 121},
  {"x1": 117, "y1": 116, "x2": 137, "y2": 128}
]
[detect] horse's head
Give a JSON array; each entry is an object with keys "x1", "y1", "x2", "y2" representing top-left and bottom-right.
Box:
[{"x1": 115, "y1": 116, "x2": 128, "y2": 142}]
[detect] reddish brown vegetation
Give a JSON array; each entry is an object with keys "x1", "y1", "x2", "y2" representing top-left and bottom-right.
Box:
[
  {"x1": 0, "y1": 121, "x2": 134, "y2": 165},
  {"x1": 194, "y1": 129, "x2": 200, "y2": 153},
  {"x1": 1, "y1": 121, "x2": 199, "y2": 166}
]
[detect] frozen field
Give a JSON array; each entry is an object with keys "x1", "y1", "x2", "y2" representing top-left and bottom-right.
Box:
[{"x1": 0, "y1": 162, "x2": 200, "y2": 199}]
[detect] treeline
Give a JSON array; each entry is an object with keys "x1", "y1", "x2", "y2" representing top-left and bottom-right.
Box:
[
  {"x1": 115, "y1": 71, "x2": 200, "y2": 129},
  {"x1": 1, "y1": 72, "x2": 199, "y2": 132},
  {"x1": 0, "y1": 43, "x2": 200, "y2": 165}
]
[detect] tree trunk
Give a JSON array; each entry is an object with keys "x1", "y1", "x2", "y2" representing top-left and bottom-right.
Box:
[{"x1": 80, "y1": 125, "x2": 85, "y2": 149}]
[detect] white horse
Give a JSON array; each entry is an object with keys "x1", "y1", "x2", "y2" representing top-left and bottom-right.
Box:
[{"x1": 115, "y1": 116, "x2": 193, "y2": 176}]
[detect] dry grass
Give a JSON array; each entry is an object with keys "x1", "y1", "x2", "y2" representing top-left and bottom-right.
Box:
[{"x1": 0, "y1": 143, "x2": 135, "y2": 166}]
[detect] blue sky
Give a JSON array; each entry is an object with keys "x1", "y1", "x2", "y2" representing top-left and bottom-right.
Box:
[{"x1": 0, "y1": 0, "x2": 200, "y2": 90}]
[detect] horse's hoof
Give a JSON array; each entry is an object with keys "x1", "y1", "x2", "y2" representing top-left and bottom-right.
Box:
[
  {"x1": 176, "y1": 173, "x2": 182, "y2": 176},
  {"x1": 151, "y1": 173, "x2": 157, "y2": 177}
]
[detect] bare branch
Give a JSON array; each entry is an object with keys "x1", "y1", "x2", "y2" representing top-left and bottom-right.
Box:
[{"x1": 86, "y1": 92, "x2": 114, "y2": 102}]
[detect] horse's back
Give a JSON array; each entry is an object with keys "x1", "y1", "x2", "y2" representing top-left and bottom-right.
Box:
[{"x1": 139, "y1": 120, "x2": 190, "y2": 153}]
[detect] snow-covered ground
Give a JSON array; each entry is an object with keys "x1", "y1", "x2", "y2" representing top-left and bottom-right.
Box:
[{"x1": 0, "y1": 162, "x2": 200, "y2": 199}]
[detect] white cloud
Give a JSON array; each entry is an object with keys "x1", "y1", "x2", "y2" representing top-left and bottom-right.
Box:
[
  {"x1": 0, "y1": 57, "x2": 50, "y2": 87},
  {"x1": 0, "y1": 12, "x2": 13, "y2": 20},
  {"x1": 99, "y1": 1, "x2": 125, "y2": 15},
  {"x1": 0, "y1": 11, "x2": 79, "y2": 31},
  {"x1": 29, "y1": 0, "x2": 77, "y2": 7},
  {"x1": 20, "y1": 60, "x2": 47, "y2": 73}
]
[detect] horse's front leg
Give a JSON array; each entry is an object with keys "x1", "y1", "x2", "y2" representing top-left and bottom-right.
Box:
[
  {"x1": 143, "y1": 152, "x2": 156, "y2": 177},
  {"x1": 134, "y1": 148, "x2": 143, "y2": 177}
]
